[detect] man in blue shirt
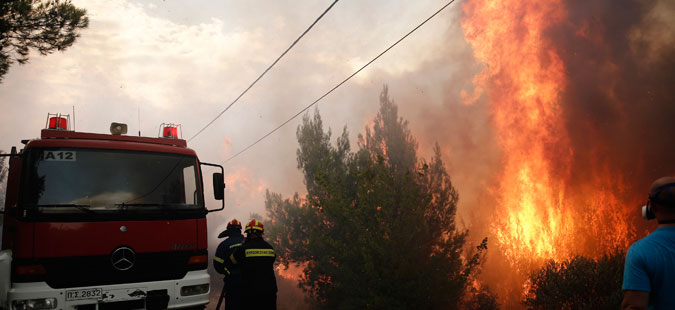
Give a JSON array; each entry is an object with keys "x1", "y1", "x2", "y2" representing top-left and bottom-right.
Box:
[{"x1": 622, "y1": 176, "x2": 675, "y2": 310}]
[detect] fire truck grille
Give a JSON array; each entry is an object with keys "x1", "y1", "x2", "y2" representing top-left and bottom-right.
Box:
[{"x1": 22, "y1": 251, "x2": 207, "y2": 288}]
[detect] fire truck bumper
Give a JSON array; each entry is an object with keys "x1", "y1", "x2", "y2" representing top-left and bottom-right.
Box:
[{"x1": 6, "y1": 270, "x2": 210, "y2": 310}]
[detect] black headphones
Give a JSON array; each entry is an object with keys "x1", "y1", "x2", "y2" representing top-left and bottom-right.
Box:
[{"x1": 642, "y1": 182, "x2": 675, "y2": 221}]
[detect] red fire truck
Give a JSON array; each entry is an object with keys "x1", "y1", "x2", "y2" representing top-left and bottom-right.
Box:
[{"x1": 0, "y1": 115, "x2": 225, "y2": 310}]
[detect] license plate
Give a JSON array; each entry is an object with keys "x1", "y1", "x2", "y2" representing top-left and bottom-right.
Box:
[{"x1": 66, "y1": 288, "x2": 102, "y2": 301}]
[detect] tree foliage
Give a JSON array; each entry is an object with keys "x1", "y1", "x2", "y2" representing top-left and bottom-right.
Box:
[
  {"x1": 463, "y1": 285, "x2": 500, "y2": 310},
  {"x1": 265, "y1": 86, "x2": 487, "y2": 309},
  {"x1": 0, "y1": 0, "x2": 88, "y2": 82},
  {"x1": 522, "y1": 251, "x2": 625, "y2": 310}
]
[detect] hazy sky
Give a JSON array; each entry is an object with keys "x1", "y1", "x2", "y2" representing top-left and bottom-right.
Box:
[{"x1": 0, "y1": 0, "x2": 486, "y2": 246}]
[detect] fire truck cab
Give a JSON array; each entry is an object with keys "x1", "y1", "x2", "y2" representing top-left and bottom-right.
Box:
[{"x1": 0, "y1": 116, "x2": 224, "y2": 310}]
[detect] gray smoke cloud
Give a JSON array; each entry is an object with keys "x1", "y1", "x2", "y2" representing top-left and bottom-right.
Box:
[{"x1": 550, "y1": 0, "x2": 675, "y2": 225}]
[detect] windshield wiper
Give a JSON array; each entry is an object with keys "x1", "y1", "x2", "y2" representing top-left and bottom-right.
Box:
[{"x1": 35, "y1": 204, "x2": 96, "y2": 214}]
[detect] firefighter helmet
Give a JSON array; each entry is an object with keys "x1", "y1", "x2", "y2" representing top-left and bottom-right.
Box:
[
  {"x1": 227, "y1": 219, "x2": 242, "y2": 230},
  {"x1": 245, "y1": 219, "x2": 264, "y2": 234},
  {"x1": 218, "y1": 219, "x2": 242, "y2": 238}
]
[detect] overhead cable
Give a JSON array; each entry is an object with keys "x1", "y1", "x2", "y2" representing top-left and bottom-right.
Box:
[
  {"x1": 224, "y1": 0, "x2": 458, "y2": 163},
  {"x1": 188, "y1": 0, "x2": 340, "y2": 142}
]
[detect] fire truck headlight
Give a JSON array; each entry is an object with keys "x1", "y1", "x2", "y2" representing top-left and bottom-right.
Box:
[
  {"x1": 11, "y1": 298, "x2": 57, "y2": 310},
  {"x1": 180, "y1": 283, "x2": 209, "y2": 296}
]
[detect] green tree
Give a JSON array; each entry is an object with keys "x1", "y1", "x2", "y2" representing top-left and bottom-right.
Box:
[
  {"x1": 0, "y1": 0, "x2": 88, "y2": 82},
  {"x1": 265, "y1": 86, "x2": 486, "y2": 309},
  {"x1": 522, "y1": 251, "x2": 625, "y2": 310}
]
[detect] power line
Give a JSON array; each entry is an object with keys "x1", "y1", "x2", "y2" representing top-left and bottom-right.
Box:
[
  {"x1": 188, "y1": 0, "x2": 340, "y2": 142},
  {"x1": 224, "y1": 0, "x2": 458, "y2": 164}
]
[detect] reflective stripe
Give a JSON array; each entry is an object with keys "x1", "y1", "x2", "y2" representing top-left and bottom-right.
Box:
[
  {"x1": 245, "y1": 249, "x2": 275, "y2": 258},
  {"x1": 224, "y1": 266, "x2": 231, "y2": 275},
  {"x1": 230, "y1": 243, "x2": 242, "y2": 249},
  {"x1": 230, "y1": 254, "x2": 238, "y2": 264},
  {"x1": 213, "y1": 256, "x2": 224, "y2": 264}
]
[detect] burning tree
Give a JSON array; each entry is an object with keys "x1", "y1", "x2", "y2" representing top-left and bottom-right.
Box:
[
  {"x1": 265, "y1": 86, "x2": 489, "y2": 309},
  {"x1": 458, "y1": 0, "x2": 675, "y2": 306}
]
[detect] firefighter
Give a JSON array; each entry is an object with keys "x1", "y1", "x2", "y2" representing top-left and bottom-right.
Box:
[
  {"x1": 227, "y1": 219, "x2": 277, "y2": 309},
  {"x1": 214, "y1": 219, "x2": 245, "y2": 310}
]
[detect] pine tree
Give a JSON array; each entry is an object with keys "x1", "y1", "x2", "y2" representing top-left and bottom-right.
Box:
[
  {"x1": 0, "y1": 0, "x2": 88, "y2": 82},
  {"x1": 265, "y1": 86, "x2": 487, "y2": 309}
]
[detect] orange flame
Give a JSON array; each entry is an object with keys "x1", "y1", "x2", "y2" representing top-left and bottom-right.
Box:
[
  {"x1": 462, "y1": 0, "x2": 574, "y2": 265},
  {"x1": 276, "y1": 263, "x2": 305, "y2": 280},
  {"x1": 461, "y1": 0, "x2": 636, "y2": 302}
]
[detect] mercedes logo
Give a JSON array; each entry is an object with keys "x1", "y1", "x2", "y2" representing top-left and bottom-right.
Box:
[{"x1": 111, "y1": 247, "x2": 136, "y2": 271}]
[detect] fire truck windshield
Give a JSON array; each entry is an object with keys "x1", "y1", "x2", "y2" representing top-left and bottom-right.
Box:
[{"x1": 20, "y1": 148, "x2": 204, "y2": 216}]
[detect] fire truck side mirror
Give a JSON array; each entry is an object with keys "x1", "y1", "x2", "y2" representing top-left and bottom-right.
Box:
[
  {"x1": 213, "y1": 173, "x2": 225, "y2": 200},
  {"x1": 200, "y1": 161, "x2": 225, "y2": 213}
]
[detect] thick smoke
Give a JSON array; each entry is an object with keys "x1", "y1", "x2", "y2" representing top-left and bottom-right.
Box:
[{"x1": 550, "y1": 0, "x2": 675, "y2": 230}]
